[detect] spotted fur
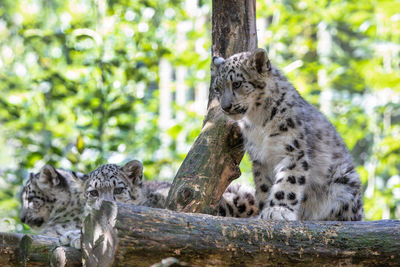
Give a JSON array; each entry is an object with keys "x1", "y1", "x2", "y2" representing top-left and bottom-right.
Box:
[
  {"x1": 212, "y1": 48, "x2": 363, "y2": 221},
  {"x1": 218, "y1": 183, "x2": 259, "y2": 218},
  {"x1": 20, "y1": 165, "x2": 87, "y2": 248}
]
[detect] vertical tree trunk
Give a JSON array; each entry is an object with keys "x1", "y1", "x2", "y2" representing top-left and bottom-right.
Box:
[{"x1": 165, "y1": 0, "x2": 257, "y2": 213}]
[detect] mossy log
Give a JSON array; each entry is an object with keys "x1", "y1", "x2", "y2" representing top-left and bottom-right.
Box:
[
  {"x1": 2, "y1": 202, "x2": 400, "y2": 266},
  {"x1": 165, "y1": 0, "x2": 257, "y2": 214},
  {"x1": 83, "y1": 202, "x2": 400, "y2": 267},
  {"x1": 0, "y1": 232, "x2": 81, "y2": 267}
]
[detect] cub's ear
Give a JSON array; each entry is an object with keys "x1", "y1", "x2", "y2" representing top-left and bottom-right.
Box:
[
  {"x1": 211, "y1": 56, "x2": 225, "y2": 74},
  {"x1": 38, "y1": 164, "x2": 60, "y2": 187},
  {"x1": 122, "y1": 160, "x2": 143, "y2": 185},
  {"x1": 248, "y1": 48, "x2": 271, "y2": 74}
]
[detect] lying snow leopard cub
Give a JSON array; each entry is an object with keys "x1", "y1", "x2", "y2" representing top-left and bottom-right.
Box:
[
  {"x1": 20, "y1": 165, "x2": 87, "y2": 248},
  {"x1": 85, "y1": 160, "x2": 259, "y2": 218},
  {"x1": 212, "y1": 48, "x2": 363, "y2": 221},
  {"x1": 83, "y1": 160, "x2": 170, "y2": 214}
]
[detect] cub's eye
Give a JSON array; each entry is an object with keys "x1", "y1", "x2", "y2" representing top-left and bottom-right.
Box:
[
  {"x1": 232, "y1": 81, "x2": 242, "y2": 89},
  {"x1": 89, "y1": 190, "x2": 99, "y2": 197},
  {"x1": 114, "y1": 188, "x2": 124, "y2": 195}
]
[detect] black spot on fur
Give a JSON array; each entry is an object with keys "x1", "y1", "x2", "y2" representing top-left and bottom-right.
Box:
[
  {"x1": 288, "y1": 192, "x2": 296, "y2": 200},
  {"x1": 297, "y1": 150, "x2": 305, "y2": 160},
  {"x1": 346, "y1": 166, "x2": 355, "y2": 173},
  {"x1": 286, "y1": 118, "x2": 295, "y2": 128},
  {"x1": 219, "y1": 206, "x2": 226, "y2": 217},
  {"x1": 256, "y1": 102, "x2": 262, "y2": 107},
  {"x1": 291, "y1": 200, "x2": 298, "y2": 206},
  {"x1": 270, "y1": 107, "x2": 277, "y2": 120},
  {"x1": 260, "y1": 184, "x2": 269, "y2": 192},
  {"x1": 238, "y1": 204, "x2": 246, "y2": 213},
  {"x1": 302, "y1": 161, "x2": 309, "y2": 171},
  {"x1": 275, "y1": 191, "x2": 285, "y2": 200},
  {"x1": 247, "y1": 209, "x2": 254, "y2": 216},
  {"x1": 287, "y1": 176, "x2": 296, "y2": 184},
  {"x1": 302, "y1": 194, "x2": 308, "y2": 203},
  {"x1": 276, "y1": 92, "x2": 286, "y2": 106},
  {"x1": 276, "y1": 178, "x2": 283, "y2": 184},
  {"x1": 286, "y1": 145, "x2": 295, "y2": 152},
  {"x1": 259, "y1": 201, "x2": 265, "y2": 210},
  {"x1": 254, "y1": 171, "x2": 261, "y2": 177},
  {"x1": 233, "y1": 196, "x2": 239, "y2": 206},
  {"x1": 279, "y1": 124, "x2": 288, "y2": 132},
  {"x1": 270, "y1": 133, "x2": 280, "y2": 137},
  {"x1": 288, "y1": 163, "x2": 296, "y2": 170},
  {"x1": 280, "y1": 108, "x2": 286, "y2": 113},
  {"x1": 270, "y1": 200, "x2": 275, "y2": 207},
  {"x1": 293, "y1": 139, "x2": 300, "y2": 149},
  {"x1": 298, "y1": 176, "x2": 306, "y2": 185},
  {"x1": 334, "y1": 176, "x2": 349, "y2": 184},
  {"x1": 343, "y1": 203, "x2": 349, "y2": 211}
]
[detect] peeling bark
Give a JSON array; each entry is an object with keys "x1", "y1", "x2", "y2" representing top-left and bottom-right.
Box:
[{"x1": 165, "y1": 0, "x2": 257, "y2": 214}]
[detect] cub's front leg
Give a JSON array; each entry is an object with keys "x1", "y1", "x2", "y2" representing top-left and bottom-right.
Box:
[{"x1": 259, "y1": 156, "x2": 308, "y2": 221}]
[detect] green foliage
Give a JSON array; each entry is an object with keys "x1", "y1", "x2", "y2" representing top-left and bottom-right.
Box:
[{"x1": 0, "y1": 0, "x2": 399, "y2": 234}]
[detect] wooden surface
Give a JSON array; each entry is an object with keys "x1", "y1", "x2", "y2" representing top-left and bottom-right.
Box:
[{"x1": 165, "y1": 0, "x2": 257, "y2": 214}]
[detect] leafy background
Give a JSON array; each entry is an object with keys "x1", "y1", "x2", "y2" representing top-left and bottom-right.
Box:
[{"x1": 0, "y1": 0, "x2": 399, "y2": 233}]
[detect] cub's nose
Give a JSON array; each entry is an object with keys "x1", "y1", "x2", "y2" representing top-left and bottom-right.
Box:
[{"x1": 221, "y1": 103, "x2": 232, "y2": 112}]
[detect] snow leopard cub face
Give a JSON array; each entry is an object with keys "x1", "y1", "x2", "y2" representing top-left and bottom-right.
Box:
[
  {"x1": 20, "y1": 165, "x2": 86, "y2": 230},
  {"x1": 84, "y1": 160, "x2": 145, "y2": 211},
  {"x1": 211, "y1": 49, "x2": 272, "y2": 120}
]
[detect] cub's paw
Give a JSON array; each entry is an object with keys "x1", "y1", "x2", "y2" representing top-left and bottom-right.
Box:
[
  {"x1": 70, "y1": 236, "x2": 81, "y2": 250},
  {"x1": 59, "y1": 230, "x2": 81, "y2": 249},
  {"x1": 259, "y1": 206, "x2": 297, "y2": 221}
]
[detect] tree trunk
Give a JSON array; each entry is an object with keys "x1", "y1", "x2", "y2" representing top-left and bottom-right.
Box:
[
  {"x1": 0, "y1": 232, "x2": 81, "y2": 267},
  {"x1": 165, "y1": 0, "x2": 257, "y2": 214},
  {"x1": 91, "y1": 203, "x2": 400, "y2": 267}
]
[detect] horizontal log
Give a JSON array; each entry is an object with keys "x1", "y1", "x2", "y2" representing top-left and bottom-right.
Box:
[
  {"x1": 3, "y1": 203, "x2": 400, "y2": 266},
  {"x1": 112, "y1": 202, "x2": 400, "y2": 267},
  {"x1": 0, "y1": 232, "x2": 81, "y2": 267}
]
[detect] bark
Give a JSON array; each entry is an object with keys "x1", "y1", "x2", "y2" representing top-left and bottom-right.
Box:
[
  {"x1": 165, "y1": 0, "x2": 257, "y2": 214},
  {"x1": 0, "y1": 232, "x2": 81, "y2": 267},
  {"x1": 81, "y1": 201, "x2": 118, "y2": 267}
]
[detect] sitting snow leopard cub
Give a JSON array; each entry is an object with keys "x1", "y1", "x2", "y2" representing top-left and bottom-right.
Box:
[
  {"x1": 212, "y1": 48, "x2": 363, "y2": 221},
  {"x1": 20, "y1": 165, "x2": 87, "y2": 248}
]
